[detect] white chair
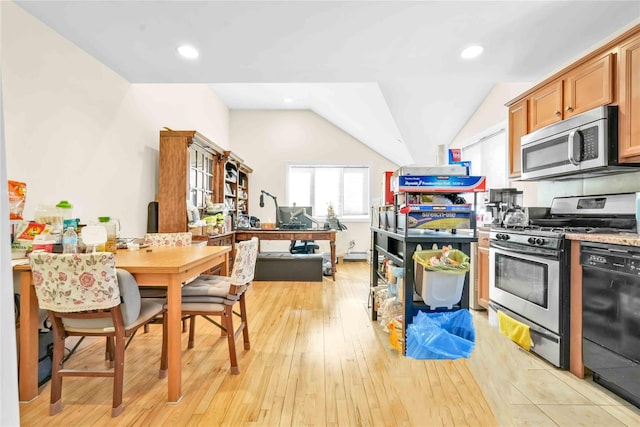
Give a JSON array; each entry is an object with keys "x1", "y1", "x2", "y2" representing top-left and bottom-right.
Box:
[
  {"x1": 29, "y1": 252, "x2": 167, "y2": 417},
  {"x1": 180, "y1": 237, "x2": 258, "y2": 374}
]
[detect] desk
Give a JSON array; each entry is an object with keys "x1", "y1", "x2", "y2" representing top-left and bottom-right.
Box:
[
  {"x1": 234, "y1": 229, "x2": 337, "y2": 281},
  {"x1": 15, "y1": 245, "x2": 230, "y2": 403}
]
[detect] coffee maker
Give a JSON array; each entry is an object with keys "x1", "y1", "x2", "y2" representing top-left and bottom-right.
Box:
[{"x1": 484, "y1": 188, "x2": 523, "y2": 227}]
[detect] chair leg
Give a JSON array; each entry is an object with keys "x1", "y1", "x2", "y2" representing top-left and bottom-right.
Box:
[
  {"x1": 49, "y1": 321, "x2": 65, "y2": 415},
  {"x1": 158, "y1": 313, "x2": 168, "y2": 379},
  {"x1": 182, "y1": 318, "x2": 188, "y2": 333},
  {"x1": 105, "y1": 337, "x2": 115, "y2": 368},
  {"x1": 188, "y1": 315, "x2": 196, "y2": 349},
  {"x1": 143, "y1": 324, "x2": 150, "y2": 333},
  {"x1": 111, "y1": 333, "x2": 126, "y2": 417},
  {"x1": 239, "y1": 294, "x2": 250, "y2": 350},
  {"x1": 225, "y1": 306, "x2": 240, "y2": 375}
]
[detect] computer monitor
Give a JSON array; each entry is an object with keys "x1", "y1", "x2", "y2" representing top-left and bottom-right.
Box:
[{"x1": 277, "y1": 206, "x2": 313, "y2": 229}]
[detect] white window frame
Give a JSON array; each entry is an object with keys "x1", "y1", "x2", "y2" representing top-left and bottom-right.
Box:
[{"x1": 286, "y1": 162, "x2": 372, "y2": 222}]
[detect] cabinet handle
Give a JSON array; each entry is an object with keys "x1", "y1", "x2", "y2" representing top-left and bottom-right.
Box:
[
  {"x1": 565, "y1": 106, "x2": 573, "y2": 113},
  {"x1": 554, "y1": 111, "x2": 561, "y2": 117}
]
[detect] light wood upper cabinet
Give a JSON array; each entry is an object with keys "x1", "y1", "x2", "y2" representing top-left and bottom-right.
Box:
[
  {"x1": 508, "y1": 99, "x2": 528, "y2": 178},
  {"x1": 618, "y1": 33, "x2": 640, "y2": 162},
  {"x1": 529, "y1": 80, "x2": 563, "y2": 132},
  {"x1": 528, "y1": 54, "x2": 613, "y2": 133},
  {"x1": 564, "y1": 53, "x2": 613, "y2": 119},
  {"x1": 506, "y1": 50, "x2": 617, "y2": 177}
]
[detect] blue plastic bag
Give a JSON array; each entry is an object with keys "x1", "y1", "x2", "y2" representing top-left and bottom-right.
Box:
[{"x1": 406, "y1": 309, "x2": 475, "y2": 360}]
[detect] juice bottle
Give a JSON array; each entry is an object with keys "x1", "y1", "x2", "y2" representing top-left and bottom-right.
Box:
[{"x1": 98, "y1": 216, "x2": 119, "y2": 252}]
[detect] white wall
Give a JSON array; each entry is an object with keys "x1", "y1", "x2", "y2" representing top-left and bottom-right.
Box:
[
  {"x1": 230, "y1": 109, "x2": 398, "y2": 255},
  {"x1": 2, "y1": 3, "x2": 229, "y2": 238},
  {"x1": 1, "y1": 3, "x2": 229, "y2": 418},
  {"x1": 450, "y1": 82, "x2": 533, "y2": 148}
]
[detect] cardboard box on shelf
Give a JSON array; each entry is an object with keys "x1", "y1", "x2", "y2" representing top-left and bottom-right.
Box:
[{"x1": 397, "y1": 204, "x2": 472, "y2": 230}]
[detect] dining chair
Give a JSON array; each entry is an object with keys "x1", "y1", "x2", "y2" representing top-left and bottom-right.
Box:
[
  {"x1": 143, "y1": 232, "x2": 193, "y2": 247},
  {"x1": 139, "y1": 232, "x2": 193, "y2": 299},
  {"x1": 29, "y1": 252, "x2": 167, "y2": 417},
  {"x1": 140, "y1": 232, "x2": 193, "y2": 332},
  {"x1": 180, "y1": 237, "x2": 258, "y2": 374}
]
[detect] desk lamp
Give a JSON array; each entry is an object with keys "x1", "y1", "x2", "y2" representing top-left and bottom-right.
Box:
[{"x1": 260, "y1": 190, "x2": 281, "y2": 228}]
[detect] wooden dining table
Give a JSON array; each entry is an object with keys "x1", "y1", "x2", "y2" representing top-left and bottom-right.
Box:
[{"x1": 15, "y1": 245, "x2": 231, "y2": 403}]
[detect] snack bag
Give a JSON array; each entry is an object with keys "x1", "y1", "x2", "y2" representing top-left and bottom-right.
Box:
[
  {"x1": 8, "y1": 180, "x2": 27, "y2": 220},
  {"x1": 12, "y1": 221, "x2": 46, "y2": 252}
]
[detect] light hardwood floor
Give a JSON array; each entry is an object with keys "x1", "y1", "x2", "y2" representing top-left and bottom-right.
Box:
[{"x1": 19, "y1": 262, "x2": 640, "y2": 426}]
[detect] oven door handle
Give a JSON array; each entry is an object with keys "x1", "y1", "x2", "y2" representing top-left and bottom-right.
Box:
[
  {"x1": 490, "y1": 241, "x2": 560, "y2": 259},
  {"x1": 567, "y1": 129, "x2": 581, "y2": 166},
  {"x1": 490, "y1": 241, "x2": 539, "y2": 256},
  {"x1": 488, "y1": 301, "x2": 559, "y2": 344}
]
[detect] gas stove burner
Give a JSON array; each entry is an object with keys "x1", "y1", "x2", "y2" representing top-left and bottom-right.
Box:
[
  {"x1": 501, "y1": 225, "x2": 531, "y2": 231},
  {"x1": 535, "y1": 226, "x2": 626, "y2": 234}
]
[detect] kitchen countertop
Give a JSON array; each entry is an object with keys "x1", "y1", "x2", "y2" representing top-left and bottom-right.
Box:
[{"x1": 565, "y1": 232, "x2": 640, "y2": 247}]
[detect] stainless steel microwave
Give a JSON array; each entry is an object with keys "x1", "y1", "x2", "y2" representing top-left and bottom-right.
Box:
[{"x1": 520, "y1": 105, "x2": 638, "y2": 181}]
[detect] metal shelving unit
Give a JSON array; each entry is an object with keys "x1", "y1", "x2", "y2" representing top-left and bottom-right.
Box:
[{"x1": 370, "y1": 174, "x2": 485, "y2": 355}]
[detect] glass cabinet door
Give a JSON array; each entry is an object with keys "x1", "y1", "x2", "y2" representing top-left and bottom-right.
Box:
[{"x1": 188, "y1": 145, "x2": 214, "y2": 210}]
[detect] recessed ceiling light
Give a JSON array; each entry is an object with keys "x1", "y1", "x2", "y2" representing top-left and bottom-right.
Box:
[
  {"x1": 283, "y1": 97, "x2": 294, "y2": 103},
  {"x1": 460, "y1": 45, "x2": 483, "y2": 59},
  {"x1": 177, "y1": 45, "x2": 199, "y2": 59}
]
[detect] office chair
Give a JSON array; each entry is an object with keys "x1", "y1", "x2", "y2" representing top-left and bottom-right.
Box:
[{"x1": 289, "y1": 239, "x2": 319, "y2": 254}]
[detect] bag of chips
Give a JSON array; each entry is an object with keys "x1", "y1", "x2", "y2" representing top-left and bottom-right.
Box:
[{"x1": 8, "y1": 180, "x2": 27, "y2": 220}]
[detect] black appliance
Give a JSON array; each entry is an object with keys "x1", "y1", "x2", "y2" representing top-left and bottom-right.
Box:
[
  {"x1": 581, "y1": 242, "x2": 640, "y2": 409},
  {"x1": 147, "y1": 201, "x2": 159, "y2": 233},
  {"x1": 488, "y1": 192, "x2": 638, "y2": 369}
]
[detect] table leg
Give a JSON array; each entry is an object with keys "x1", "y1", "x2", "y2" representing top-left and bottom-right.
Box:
[
  {"x1": 166, "y1": 276, "x2": 183, "y2": 403},
  {"x1": 19, "y1": 271, "x2": 39, "y2": 401},
  {"x1": 330, "y1": 239, "x2": 336, "y2": 281}
]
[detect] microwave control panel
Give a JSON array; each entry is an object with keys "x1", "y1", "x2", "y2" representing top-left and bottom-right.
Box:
[{"x1": 579, "y1": 126, "x2": 599, "y2": 161}]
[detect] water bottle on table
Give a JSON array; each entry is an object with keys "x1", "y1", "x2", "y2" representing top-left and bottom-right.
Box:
[{"x1": 62, "y1": 227, "x2": 78, "y2": 254}]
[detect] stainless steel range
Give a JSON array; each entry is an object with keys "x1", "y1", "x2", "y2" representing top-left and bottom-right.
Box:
[{"x1": 488, "y1": 192, "x2": 638, "y2": 369}]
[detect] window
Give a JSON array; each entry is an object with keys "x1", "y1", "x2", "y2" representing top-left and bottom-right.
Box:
[{"x1": 287, "y1": 164, "x2": 370, "y2": 220}]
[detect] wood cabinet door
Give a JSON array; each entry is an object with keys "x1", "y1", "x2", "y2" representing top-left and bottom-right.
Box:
[
  {"x1": 619, "y1": 34, "x2": 640, "y2": 162},
  {"x1": 508, "y1": 99, "x2": 528, "y2": 178},
  {"x1": 158, "y1": 132, "x2": 191, "y2": 233},
  {"x1": 564, "y1": 53, "x2": 613, "y2": 119},
  {"x1": 477, "y1": 246, "x2": 490, "y2": 309},
  {"x1": 529, "y1": 80, "x2": 563, "y2": 132}
]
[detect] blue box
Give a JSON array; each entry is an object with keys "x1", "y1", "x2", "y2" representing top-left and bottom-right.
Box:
[{"x1": 395, "y1": 175, "x2": 486, "y2": 193}]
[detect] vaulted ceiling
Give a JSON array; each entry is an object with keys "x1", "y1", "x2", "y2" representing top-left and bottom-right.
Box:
[{"x1": 14, "y1": 1, "x2": 640, "y2": 165}]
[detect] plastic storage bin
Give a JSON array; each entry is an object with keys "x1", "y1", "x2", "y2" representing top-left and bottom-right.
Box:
[
  {"x1": 413, "y1": 249, "x2": 469, "y2": 309},
  {"x1": 415, "y1": 269, "x2": 465, "y2": 309}
]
